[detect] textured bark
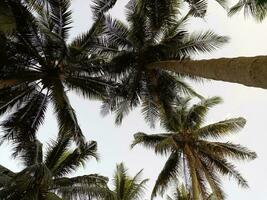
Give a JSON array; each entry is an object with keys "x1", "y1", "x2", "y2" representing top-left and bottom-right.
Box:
[{"x1": 148, "y1": 55, "x2": 267, "y2": 89}]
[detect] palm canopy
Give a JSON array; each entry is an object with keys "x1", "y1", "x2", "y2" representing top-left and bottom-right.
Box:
[
  {"x1": 104, "y1": 163, "x2": 148, "y2": 200},
  {"x1": 96, "y1": 0, "x2": 228, "y2": 127},
  {"x1": 0, "y1": 134, "x2": 108, "y2": 200},
  {"x1": 132, "y1": 97, "x2": 257, "y2": 199},
  {"x1": 166, "y1": 184, "x2": 215, "y2": 200},
  {"x1": 0, "y1": 0, "x2": 118, "y2": 145}
]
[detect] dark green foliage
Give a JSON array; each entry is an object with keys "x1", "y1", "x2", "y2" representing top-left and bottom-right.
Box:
[
  {"x1": 132, "y1": 97, "x2": 256, "y2": 199},
  {"x1": 0, "y1": 135, "x2": 108, "y2": 200},
  {"x1": 96, "y1": 0, "x2": 228, "y2": 127},
  {"x1": 104, "y1": 163, "x2": 148, "y2": 200},
  {"x1": 0, "y1": 0, "x2": 116, "y2": 146}
]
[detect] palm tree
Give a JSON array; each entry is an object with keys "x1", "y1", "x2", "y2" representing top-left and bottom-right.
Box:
[
  {"x1": 166, "y1": 184, "x2": 192, "y2": 200},
  {"x1": 0, "y1": 135, "x2": 108, "y2": 200},
  {"x1": 0, "y1": 0, "x2": 117, "y2": 145},
  {"x1": 166, "y1": 184, "x2": 215, "y2": 200},
  {"x1": 137, "y1": 0, "x2": 267, "y2": 90},
  {"x1": 96, "y1": 0, "x2": 228, "y2": 127},
  {"x1": 104, "y1": 163, "x2": 148, "y2": 200},
  {"x1": 132, "y1": 97, "x2": 257, "y2": 200}
]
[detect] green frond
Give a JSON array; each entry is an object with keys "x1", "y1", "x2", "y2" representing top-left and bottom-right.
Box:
[
  {"x1": 45, "y1": 136, "x2": 71, "y2": 171},
  {"x1": 15, "y1": 139, "x2": 43, "y2": 167},
  {"x1": 131, "y1": 132, "x2": 169, "y2": 149},
  {"x1": 91, "y1": 0, "x2": 117, "y2": 19},
  {"x1": 196, "y1": 117, "x2": 246, "y2": 139},
  {"x1": 151, "y1": 152, "x2": 181, "y2": 199},
  {"x1": 177, "y1": 31, "x2": 229, "y2": 56},
  {"x1": 1, "y1": 90, "x2": 48, "y2": 152},
  {"x1": 200, "y1": 153, "x2": 249, "y2": 188},
  {"x1": 186, "y1": 0, "x2": 207, "y2": 18},
  {"x1": 145, "y1": 0, "x2": 180, "y2": 31},
  {"x1": 229, "y1": 0, "x2": 267, "y2": 21},
  {"x1": 104, "y1": 15, "x2": 132, "y2": 49},
  {"x1": 109, "y1": 163, "x2": 148, "y2": 200},
  {"x1": 51, "y1": 141, "x2": 98, "y2": 178},
  {"x1": 199, "y1": 141, "x2": 257, "y2": 160},
  {"x1": 154, "y1": 136, "x2": 176, "y2": 155},
  {"x1": 185, "y1": 96, "x2": 223, "y2": 129},
  {"x1": 49, "y1": 0, "x2": 72, "y2": 39},
  {"x1": 50, "y1": 79, "x2": 85, "y2": 145},
  {"x1": 141, "y1": 96, "x2": 159, "y2": 128},
  {"x1": 65, "y1": 73, "x2": 111, "y2": 100}
]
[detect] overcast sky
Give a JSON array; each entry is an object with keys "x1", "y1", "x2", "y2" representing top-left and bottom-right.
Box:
[{"x1": 1, "y1": 0, "x2": 267, "y2": 199}]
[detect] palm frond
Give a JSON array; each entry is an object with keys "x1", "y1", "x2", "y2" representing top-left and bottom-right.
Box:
[
  {"x1": 45, "y1": 135, "x2": 71, "y2": 171},
  {"x1": 50, "y1": 79, "x2": 85, "y2": 145},
  {"x1": 1, "y1": 90, "x2": 48, "y2": 150},
  {"x1": 51, "y1": 141, "x2": 98, "y2": 178},
  {"x1": 196, "y1": 117, "x2": 246, "y2": 139},
  {"x1": 178, "y1": 31, "x2": 229, "y2": 56},
  {"x1": 201, "y1": 153, "x2": 249, "y2": 188},
  {"x1": 131, "y1": 132, "x2": 168, "y2": 149},
  {"x1": 104, "y1": 15, "x2": 132, "y2": 49},
  {"x1": 16, "y1": 139, "x2": 43, "y2": 167},
  {"x1": 141, "y1": 96, "x2": 159, "y2": 128},
  {"x1": 91, "y1": 0, "x2": 117, "y2": 19},
  {"x1": 49, "y1": 0, "x2": 72, "y2": 39},
  {"x1": 199, "y1": 141, "x2": 257, "y2": 160},
  {"x1": 185, "y1": 96, "x2": 222, "y2": 129},
  {"x1": 229, "y1": 0, "x2": 267, "y2": 21},
  {"x1": 151, "y1": 152, "x2": 181, "y2": 199}
]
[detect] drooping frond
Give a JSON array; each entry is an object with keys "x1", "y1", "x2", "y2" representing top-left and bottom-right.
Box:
[
  {"x1": 151, "y1": 152, "x2": 181, "y2": 199},
  {"x1": 229, "y1": 0, "x2": 267, "y2": 21},
  {"x1": 16, "y1": 139, "x2": 43, "y2": 167},
  {"x1": 53, "y1": 174, "x2": 108, "y2": 200},
  {"x1": 1, "y1": 90, "x2": 48, "y2": 157},
  {"x1": 51, "y1": 80, "x2": 85, "y2": 145},
  {"x1": 198, "y1": 141, "x2": 257, "y2": 160}
]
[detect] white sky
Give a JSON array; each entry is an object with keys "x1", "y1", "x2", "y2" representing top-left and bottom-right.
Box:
[{"x1": 1, "y1": 0, "x2": 267, "y2": 199}]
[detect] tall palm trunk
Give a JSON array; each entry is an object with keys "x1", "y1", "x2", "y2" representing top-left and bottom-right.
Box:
[
  {"x1": 148, "y1": 55, "x2": 267, "y2": 89},
  {"x1": 191, "y1": 167, "x2": 200, "y2": 200},
  {"x1": 185, "y1": 146, "x2": 200, "y2": 200}
]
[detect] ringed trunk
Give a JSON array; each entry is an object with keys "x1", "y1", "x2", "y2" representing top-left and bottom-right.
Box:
[{"x1": 148, "y1": 55, "x2": 267, "y2": 89}]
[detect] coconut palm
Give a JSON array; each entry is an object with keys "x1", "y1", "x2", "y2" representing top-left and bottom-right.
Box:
[
  {"x1": 0, "y1": 0, "x2": 117, "y2": 145},
  {"x1": 132, "y1": 97, "x2": 257, "y2": 199},
  {"x1": 166, "y1": 184, "x2": 215, "y2": 200},
  {"x1": 137, "y1": 0, "x2": 267, "y2": 91},
  {"x1": 0, "y1": 135, "x2": 108, "y2": 200},
  {"x1": 166, "y1": 184, "x2": 192, "y2": 200},
  {"x1": 104, "y1": 163, "x2": 148, "y2": 200},
  {"x1": 96, "y1": 0, "x2": 228, "y2": 127}
]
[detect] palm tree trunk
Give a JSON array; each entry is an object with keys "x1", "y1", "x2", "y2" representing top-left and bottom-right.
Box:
[
  {"x1": 185, "y1": 146, "x2": 200, "y2": 200},
  {"x1": 191, "y1": 167, "x2": 200, "y2": 200},
  {"x1": 148, "y1": 55, "x2": 267, "y2": 89}
]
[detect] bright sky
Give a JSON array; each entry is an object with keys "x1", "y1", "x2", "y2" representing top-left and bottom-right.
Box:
[{"x1": 1, "y1": 0, "x2": 267, "y2": 199}]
